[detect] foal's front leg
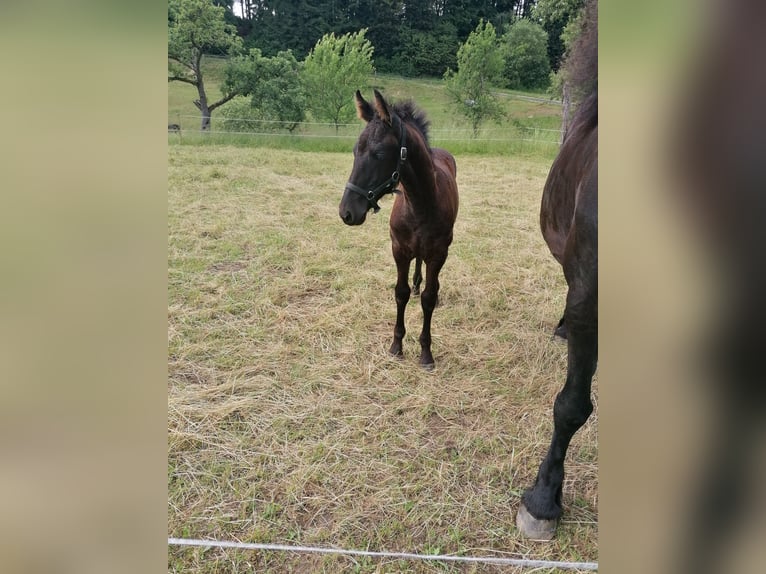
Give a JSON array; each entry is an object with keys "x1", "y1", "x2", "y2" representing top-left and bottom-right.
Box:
[
  {"x1": 389, "y1": 253, "x2": 411, "y2": 358},
  {"x1": 418, "y1": 255, "x2": 446, "y2": 369}
]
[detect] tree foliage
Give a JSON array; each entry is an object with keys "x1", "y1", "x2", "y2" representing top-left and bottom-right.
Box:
[
  {"x1": 546, "y1": 5, "x2": 586, "y2": 100},
  {"x1": 531, "y1": 0, "x2": 585, "y2": 71},
  {"x1": 390, "y1": 22, "x2": 458, "y2": 78},
  {"x1": 218, "y1": 97, "x2": 269, "y2": 132},
  {"x1": 545, "y1": 0, "x2": 596, "y2": 137},
  {"x1": 444, "y1": 20, "x2": 506, "y2": 136},
  {"x1": 560, "y1": 0, "x2": 596, "y2": 102},
  {"x1": 501, "y1": 19, "x2": 551, "y2": 91},
  {"x1": 301, "y1": 29, "x2": 375, "y2": 132},
  {"x1": 233, "y1": 1, "x2": 527, "y2": 77},
  {"x1": 168, "y1": 0, "x2": 244, "y2": 130},
  {"x1": 224, "y1": 49, "x2": 306, "y2": 132}
]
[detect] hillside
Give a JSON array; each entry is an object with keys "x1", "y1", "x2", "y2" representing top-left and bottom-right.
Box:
[{"x1": 168, "y1": 56, "x2": 563, "y2": 157}]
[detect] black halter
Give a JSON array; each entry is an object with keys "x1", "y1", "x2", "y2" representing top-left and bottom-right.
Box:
[{"x1": 344, "y1": 117, "x2": 408, "y2": 214}]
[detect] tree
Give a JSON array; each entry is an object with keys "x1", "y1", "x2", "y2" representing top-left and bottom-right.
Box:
[
  {"x1": 343, "y1": 0, "x2": 404, "y2": 73},
  {"x1": 501, "y1": 19, "x2": 551, "y2": 91},
  {"x1": 392, "y1": 21, "x2": 458, "y2": 77},
  {"x1": 168, "y1": 0, "x2": 244, "y2": 131},
  {"x1": 550, "y1": 0, "x2": 595, "y2": 138},
  {"x1": 302, "y1": 29, "x2": 375, "y2": 133},
  {"x1": 444, "y1": 20, "x2": 506, "y2": 137},
  {"x1": 532, "y1": 0, "x2": 585, "y2": 71},
  {"x1": 546, "y1": 7, "x2": 585, "y2": 103},
  {"x1": 223, "y1": 49, "x2": 306, "y2": 132}
]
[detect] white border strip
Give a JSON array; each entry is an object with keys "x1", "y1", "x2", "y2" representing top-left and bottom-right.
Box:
[{"x1": 168, "y1": 537, "x2": 598, "y2": 570}]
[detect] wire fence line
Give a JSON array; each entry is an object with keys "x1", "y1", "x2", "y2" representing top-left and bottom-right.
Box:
[
  {"x1": 167, "y1": 120, "x2": 563, "y2": 146},
  {"x1": 171, "y1": 114, "x2": 563, "y2": 134},
  {"x1": 173, "y1": 115, "x2": 563, "y2": 134},
  {"x1": 168, "y1": 537, "x2": 598, "y2": 570},
  {"x1": 167, "y1": 129, "x2": 562, "y2": 146}
]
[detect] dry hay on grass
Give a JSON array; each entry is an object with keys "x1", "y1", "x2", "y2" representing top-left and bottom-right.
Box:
[{"x1": 168, "y1": 146, "x2": 598, "y2": 573}]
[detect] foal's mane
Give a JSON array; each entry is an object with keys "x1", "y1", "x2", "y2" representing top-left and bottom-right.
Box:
[{"x1": 392, "y1": 100, "x2": 431, "y2": 149}]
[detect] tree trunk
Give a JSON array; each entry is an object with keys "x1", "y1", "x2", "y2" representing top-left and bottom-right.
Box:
[
  {"x1": 200, "y1": 103, "x2": 211, "y2": 131},
  {"x1": 192, "y1": 56, "x2": 212, "y2": 132},
  {"x1": 561, "y1": 82, "x2": 571, "y2": 143},
  {"x1": 195, "y1": 80, "x2": 211, "y2": 132}
]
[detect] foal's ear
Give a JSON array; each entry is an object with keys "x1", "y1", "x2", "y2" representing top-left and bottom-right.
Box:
[
  {"x1": 355, "y1": 90, "x2": 374, "y2": 122},
  {"x1": 373, "y1": 89, "x2": 392, "y2": 126}
]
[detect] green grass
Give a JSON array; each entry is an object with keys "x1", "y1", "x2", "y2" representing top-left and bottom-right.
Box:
[
  {"x1": 168, "y1": 146, "x2": 598, "y2": 572},
  {"x1": 168, "y1": 57, "x2": 562, "y2": 158}
]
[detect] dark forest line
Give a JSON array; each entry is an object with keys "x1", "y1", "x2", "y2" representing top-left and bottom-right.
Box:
[{"x1": 216, "y1": 0, "x2": 573, "y2": 77}]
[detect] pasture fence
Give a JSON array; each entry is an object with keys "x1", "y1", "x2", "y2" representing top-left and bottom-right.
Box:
[
  {"x1": 167, "y1": 115, "x2": 563, "y2": 147},
  {"x1": 168, "y1": 537, "x2": 598, "y2": 571}
]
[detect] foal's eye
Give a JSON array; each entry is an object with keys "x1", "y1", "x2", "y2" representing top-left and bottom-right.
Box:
[{"x1": 373, "y1": 150, "x2": 386, "y2": 160}]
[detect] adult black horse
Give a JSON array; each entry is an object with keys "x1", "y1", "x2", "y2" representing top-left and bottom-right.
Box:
[{"x1": 516, "y1": 0, "x2": 598, "y2": 540}]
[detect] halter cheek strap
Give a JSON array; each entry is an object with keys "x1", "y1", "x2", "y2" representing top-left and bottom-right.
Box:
[{"x1": 344, "y1": 118, "x2": 408, "y2": 214}]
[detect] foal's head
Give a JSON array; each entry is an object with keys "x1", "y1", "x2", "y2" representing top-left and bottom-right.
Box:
[{"x1": 339, "y1": 90, "x2": 409, "y2": 226}]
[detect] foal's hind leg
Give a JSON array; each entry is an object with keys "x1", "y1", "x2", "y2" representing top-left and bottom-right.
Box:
[
  {"x1": 518, "y1": 292, "x2": 596, "y2": 539},
  {"x1": 412, "y1": 257, "x2": 423, "y2": 296},
  {"x1": 417, "y1": 255, "x2": 446, "y2": 369},
  {"x1": 389, "y1": 252, "x2": 411, "y2": 358}
]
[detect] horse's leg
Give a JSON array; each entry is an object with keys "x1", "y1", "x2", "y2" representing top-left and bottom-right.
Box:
[
  {"x1": 412, "y1": 257, "x2": 423, "y2": 296},
  {"x1": 553, "y1": 315, "x2": 567, "y2": 339},
  {"x1": 389, "y1": 251, "x2": 411, "y2": 358},
  {"x1": 517, "y1": 291, "x2": 597, "y2": 539},
  {"x1": 417, "y1": 254, "x2": 446, "y2": 369}
]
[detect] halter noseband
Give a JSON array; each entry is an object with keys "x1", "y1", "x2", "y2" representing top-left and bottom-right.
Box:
[{"x1": 344, "y1": 117, "x2": 408, "y2": 214}]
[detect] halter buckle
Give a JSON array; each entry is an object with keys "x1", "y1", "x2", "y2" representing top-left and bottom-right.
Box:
[{"x1": 400, "y1": 147, "x2": 407, "y2": 161}]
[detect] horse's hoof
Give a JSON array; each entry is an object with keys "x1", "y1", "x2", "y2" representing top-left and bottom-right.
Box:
[
  {"x1": 516, "y1": 502, "x2": 557, "y2": 541},
  {"x1": 553, "y1": 317, "x2": 567, "y2": 340},
  {"x1": 420, "y1": 361, "x2": 435, "y2": 371}
]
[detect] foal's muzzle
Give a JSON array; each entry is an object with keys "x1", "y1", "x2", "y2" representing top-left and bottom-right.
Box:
[{"x1": 340, "y1": 207, "x2": 358, "y2": 225}]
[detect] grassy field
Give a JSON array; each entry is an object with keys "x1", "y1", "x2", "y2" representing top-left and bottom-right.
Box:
[
  {"x1": 168, "y1": 57, "x2": 563, "y2": 156},
  {"x1": 168, "y1": 144, "x2": 598, "y2": 572}
]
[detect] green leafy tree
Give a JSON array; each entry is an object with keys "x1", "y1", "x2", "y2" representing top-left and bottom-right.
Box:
[
  {"x1": 345, "y1": 0, "x2": 405, "y2": 73},
  {"x1": 532, "y1": 0, "x2": 585, "y2": 71},
  {"x1": 223, "y1": 49, "x2": 306, "y2": 132},
  {"x1": 547, "y1": 4, "x2": 588, "y2": 97},
  {"x1": 302, "y1": 29, "x2": 375, "y2": 133},
  {"x1": 548, "y1": 0, "x2": 596, "y2": 138},
  {"x1": 168, "y1": 0, "x2": 244, "y2": 130},
  {"x1": 218, "y1": 97, "x2": 268, "y2": 132},
  {"x1": 392, "y1": 21, "x2": 458, "y2": 77},
  {"x1": 444, "y1": 20, "x2": 506, "y2": 137},
  {"x1": 501, "y1": 19, "x2": 551, "y2": 91}
]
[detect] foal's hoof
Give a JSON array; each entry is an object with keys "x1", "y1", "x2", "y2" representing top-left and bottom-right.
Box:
[
  {"x1": 516, "y1": 502, "x2": 557, "y2": 541},
  {"x1": 418, "y1": 352, "x2": 435, "y2": 370}
]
